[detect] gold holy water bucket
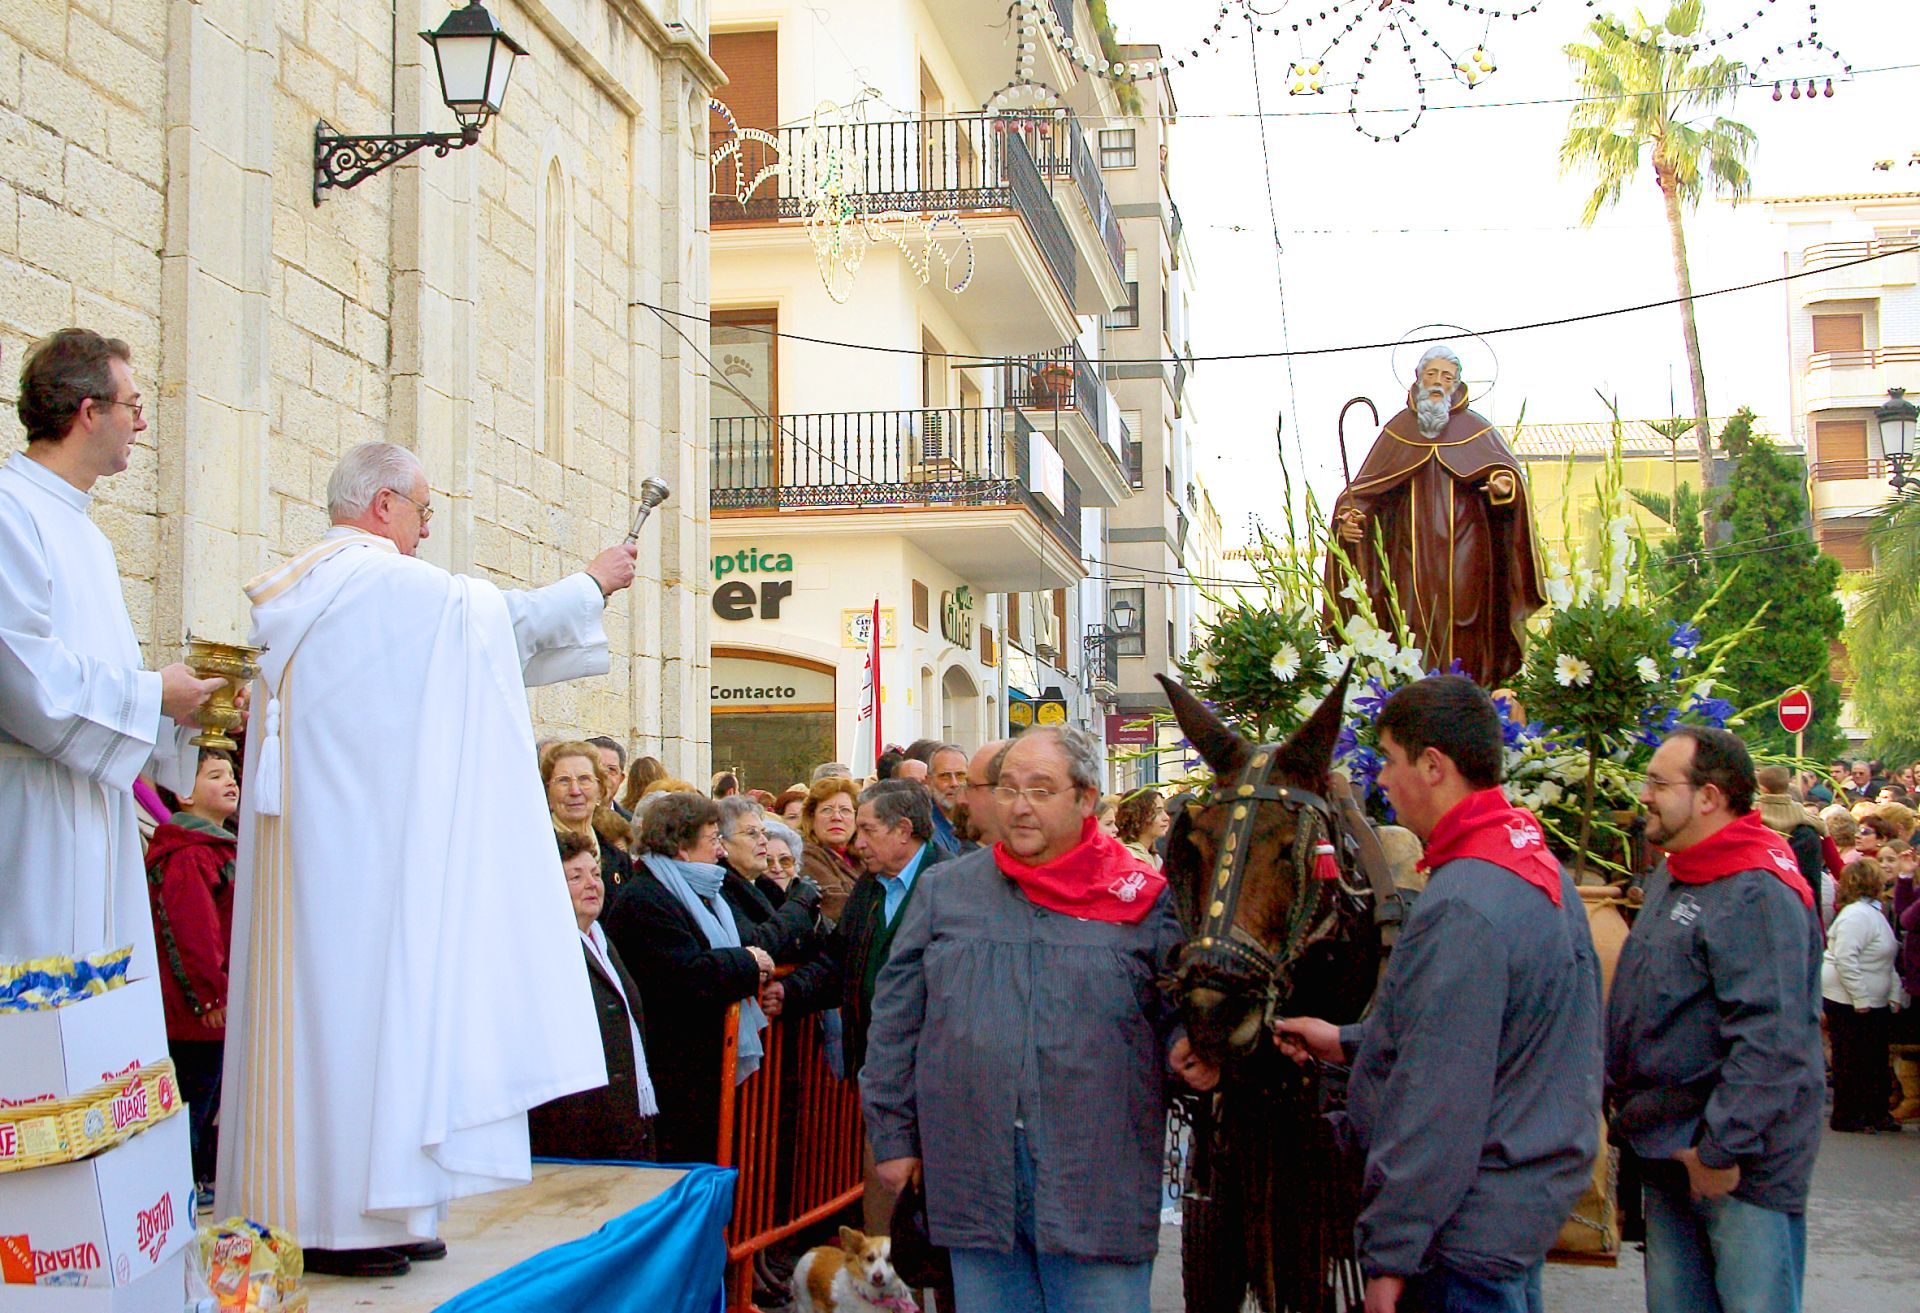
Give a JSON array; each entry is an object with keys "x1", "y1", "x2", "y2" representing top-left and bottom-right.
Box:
[{"x1": 184, "y1": 636, "x2": 264, "y2": 752}]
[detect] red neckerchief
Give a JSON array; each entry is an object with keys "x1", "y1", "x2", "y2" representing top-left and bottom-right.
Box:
[
  {"x1": 1418, "y1": 787, "x2": 1563, "y2": 906},
  {"x1": 1665, "y1": 811, "x2": 1816, "y2": 909},
  {"x1": 993, "y1": 818, "x2": 1167, "y2": 925}
]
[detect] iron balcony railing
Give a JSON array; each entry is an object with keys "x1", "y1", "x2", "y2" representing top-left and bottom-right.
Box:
[
  {"x1": 710, "y1": 114, "x2": 1076, "y2": 305},
  {"x1": 1003, "y1": 341, "x2": 1109, "y2": 452},
  {"x1": 711, "y1": 407, "x2": 1080, "y2": 556},
  {"x1": 1801, "y1": 234, "x2": 1919, "y2": 268},
  {"x1": 1012, "y1": 112, "x2": 1125, "y2": 288}
]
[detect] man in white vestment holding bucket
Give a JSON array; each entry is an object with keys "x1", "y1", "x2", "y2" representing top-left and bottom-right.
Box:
[{"x1": 216, "y1": 442, "x2": 638, "y2": 1278}]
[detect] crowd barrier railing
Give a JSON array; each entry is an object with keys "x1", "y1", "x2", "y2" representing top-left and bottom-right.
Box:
[{"x1": 716, "y1": 976, "x2": 865, "y2": 1312}]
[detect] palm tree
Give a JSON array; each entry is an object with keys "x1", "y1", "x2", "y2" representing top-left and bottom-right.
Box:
[{"x1": 1561, "y1": 0, "x2": 1756, "y2": 521}]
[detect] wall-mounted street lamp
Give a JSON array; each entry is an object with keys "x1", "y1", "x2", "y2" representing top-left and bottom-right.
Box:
[
  {"x1": 1109, "y1": 595, "x2": 1138, "y2": 635},
  {"x1": 313, "y1": 0, "x2": 525, "y2": 204},
  {"x1": 1877, "y1": 386, "x2": 1917, "y2": 495}
]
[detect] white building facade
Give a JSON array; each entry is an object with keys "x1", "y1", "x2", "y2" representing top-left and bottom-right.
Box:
[{"x1": 701, "y1": 0, "x2": 1148, "y2": 785}]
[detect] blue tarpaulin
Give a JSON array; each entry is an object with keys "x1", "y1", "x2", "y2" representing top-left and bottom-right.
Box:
[{"x1": 434, "y1": 1164, "x2": 737, "y2": 1313}]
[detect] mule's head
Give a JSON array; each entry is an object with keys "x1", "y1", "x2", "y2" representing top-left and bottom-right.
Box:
[{"x1": 1156, "y1": 670, "x2": 1349, "y2": 1067}]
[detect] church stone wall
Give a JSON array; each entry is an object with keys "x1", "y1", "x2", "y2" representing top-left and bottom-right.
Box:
[{"x1": 0, "y1": 0, "x2": 719, "y2": 776}]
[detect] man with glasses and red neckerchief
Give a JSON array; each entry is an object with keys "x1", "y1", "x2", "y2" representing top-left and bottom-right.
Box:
[{"x1": 1608, "y1": 726, "x2": 1824, "y2": 1313}]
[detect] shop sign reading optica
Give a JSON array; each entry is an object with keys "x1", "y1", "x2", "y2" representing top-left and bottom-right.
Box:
[{"x1": 711, "y1": 549, "x2": 794, "y2": 620}]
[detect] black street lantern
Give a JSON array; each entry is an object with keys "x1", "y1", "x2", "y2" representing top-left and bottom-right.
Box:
[
  {"x1": 1877, "y1": 386, "x2": 1917, "y2": 494},
  {"x1": 1109, "y1": 595, "x2": 1139, "y2": 635},
  {"x1": 313, "y1": 0, "x2": 526, "y2": 204}
]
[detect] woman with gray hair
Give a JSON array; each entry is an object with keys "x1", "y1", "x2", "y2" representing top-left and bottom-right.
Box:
[{"x1": 761, "y1": 818, "x2": 805, "y2": 900}]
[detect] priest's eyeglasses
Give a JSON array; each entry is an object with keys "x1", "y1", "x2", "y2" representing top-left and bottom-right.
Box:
[
  {"x1": 95, "y1": 397, "x2": 144, "y2": 420},
  {"x1": 386, "y1": 488, "x2": 435, "y2": 523}
]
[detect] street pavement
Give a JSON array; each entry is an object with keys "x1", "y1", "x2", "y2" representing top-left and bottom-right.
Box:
[{"x1": 1148, "y1": 1124, "x2": 1920, "y2": 1312}]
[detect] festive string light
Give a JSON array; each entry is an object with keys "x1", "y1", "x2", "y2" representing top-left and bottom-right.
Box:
[{"x1": 708, "y1": 99, "x2": 977, "y2": 304}]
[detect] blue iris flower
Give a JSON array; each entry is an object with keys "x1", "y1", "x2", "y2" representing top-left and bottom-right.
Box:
[{"x1": 1668, "y1": 620, "x2": 1701, "y2": 652}]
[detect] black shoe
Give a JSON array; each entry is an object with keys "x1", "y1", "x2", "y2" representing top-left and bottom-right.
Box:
[
  {"x1": 395, "y1": 1240, "x2": 448, "y2": 1262},
  {"x1": 303, "y1": 1247, "x2": 412, "y2": 1278}
]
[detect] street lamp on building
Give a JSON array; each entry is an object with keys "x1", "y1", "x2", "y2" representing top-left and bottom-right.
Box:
[
  {"x1": 1877, "y1": 386, "x2": 1917, "y2": 495},
  {"x1": 313, "y1": 0, "x2": 525, "y2": 204},
  {"x1": 1109, "y1": 595, "x2": 1138, "y2": 636}
]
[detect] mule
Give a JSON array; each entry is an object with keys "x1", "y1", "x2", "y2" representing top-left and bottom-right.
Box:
[{"x1": 1157, "y1": 672, "x2": 1388, "y2": 1313}]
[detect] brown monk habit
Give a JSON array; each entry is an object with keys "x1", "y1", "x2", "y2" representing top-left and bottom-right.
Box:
[{"x1": 1323, "y1": 382, "x2": 1546, "y2": 686}]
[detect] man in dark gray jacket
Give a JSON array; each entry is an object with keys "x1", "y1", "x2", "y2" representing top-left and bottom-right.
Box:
[
  {"x1": 1607, "y1": 726, "x2": 1823, "y2": 1313},
  {"x1": 862, "y1": 724, "x2": 1208, "y2": 1312},
  {"x1": 1278, "y1": 676, "x2": 1601, "y2": 1313}
]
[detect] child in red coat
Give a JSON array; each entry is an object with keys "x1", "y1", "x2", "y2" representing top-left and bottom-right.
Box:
[{"x1": 144, "y1": 750, "x2": 239, "y2": 1198}]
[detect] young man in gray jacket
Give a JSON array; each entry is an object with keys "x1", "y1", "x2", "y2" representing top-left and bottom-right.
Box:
[
  {"x1": 1278, "y1": 676, "x2": 1602, "y2": 1313},
  {"x1": 1607, "y1": 727, "x2": 1823, "y2": 1313}
]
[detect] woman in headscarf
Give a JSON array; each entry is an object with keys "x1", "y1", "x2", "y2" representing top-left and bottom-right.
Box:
[{"x1": 601, "y1": 792, "x2": 775, "y2": 1163}]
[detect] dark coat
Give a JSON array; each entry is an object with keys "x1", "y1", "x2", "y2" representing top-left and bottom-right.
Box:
[
  {"x1": 719, "y1": 860, "x2": 817, "y2": 963},
  {"x1": 785, "y1": 844, "x2": 949, "y2": 1081},
  {"x1": 528, "y1": 937, "x2": 655, "y2": 1162},
  {"x1": 601, "y1": 865, "x2": 763, "y2": 1164}
]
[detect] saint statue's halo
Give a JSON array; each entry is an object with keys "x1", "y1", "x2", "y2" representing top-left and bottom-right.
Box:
[{"x1": 1390, "y1": 323, "x2": 1500, "y2": 401}]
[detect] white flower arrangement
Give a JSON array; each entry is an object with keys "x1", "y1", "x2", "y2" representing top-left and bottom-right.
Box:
[{"x1": 1554, "y1": 653, "x2": 1594, "y2": 687}]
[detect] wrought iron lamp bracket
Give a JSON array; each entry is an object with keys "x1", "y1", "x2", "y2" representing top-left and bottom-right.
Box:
[{"x1": 313, "y1": 120, "x2": 482, "y2": 205}]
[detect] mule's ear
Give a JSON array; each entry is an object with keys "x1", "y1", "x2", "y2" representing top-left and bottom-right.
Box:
[
  {"x1": 1157, "y1": 673, "x2": 1250, "y2": 780},
  {"x1": 1276, "y1": 665, "x2": 1351, "y2": 789}
]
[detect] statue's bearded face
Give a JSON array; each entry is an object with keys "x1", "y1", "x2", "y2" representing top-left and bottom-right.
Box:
[{"x1": 1414, "y1": 357, "x2": 1458, "y2": 437}]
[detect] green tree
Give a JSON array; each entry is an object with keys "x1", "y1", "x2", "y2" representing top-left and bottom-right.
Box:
[
  {"x1": 1562, "y1": 1, "x2": 1756, "y2": 517},
  {"x1": 1701, "y1": 411, "x2": 1844, "y2": 756},
  {"x1": 1630, "y1": 480, "x2": 1711, "y2": 619},
  {"x1": 1848, "y1": 495, "x2": 1920, "y2": 759}
]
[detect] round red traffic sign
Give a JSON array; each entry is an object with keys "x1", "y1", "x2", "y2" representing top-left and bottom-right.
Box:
[{"x1": 1777, "y1": 688, "x2": 1813, "y2": 735}]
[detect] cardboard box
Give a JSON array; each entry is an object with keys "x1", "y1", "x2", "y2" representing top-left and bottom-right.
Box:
[
  {"x1": 0, "y1": 1113, "x2": 192, "y2": 1291},
  {"x1": 0, "y1": 1248, "x2": 186, "y2": 1312},
  {"x1": 0, "y1": 983, "x2": 168, "y2": 1112}
]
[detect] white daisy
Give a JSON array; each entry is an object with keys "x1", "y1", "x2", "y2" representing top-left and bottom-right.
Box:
[
  {"x1": 1269, "y1": 642, "x2": 1301, "y2": 682},
  {"x1": 1193, "y1": 648, "x2": 1218, "y2": 681},
  {"x1": 1554, "y1": 654, "x2": 1593, "y2": 688},
  {"x1": 1635, "y1": 656, "x2": 1661, "y2": 684}
]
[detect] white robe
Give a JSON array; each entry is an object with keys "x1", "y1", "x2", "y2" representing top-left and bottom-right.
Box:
[
  {"x1": 215, "y1": 528, "x2": 610, "y2": 1249},
  {"x1": 0, "y1": 452, "x2": 197, "y2": 977}
]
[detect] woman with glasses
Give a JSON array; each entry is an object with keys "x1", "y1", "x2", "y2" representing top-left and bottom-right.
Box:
[{"x1": 799, "y1": 777, "x2": 862, "y2": 922}]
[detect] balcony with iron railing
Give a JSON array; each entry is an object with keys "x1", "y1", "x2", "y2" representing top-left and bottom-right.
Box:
[
  {"x1": 1002, "y1": 342, "x2": 1131, "y2": 506},
  {"x1": 1010, "y1": 112, "x2": 1127, "y2": 310},
  {"x1": 710, "y1": 114, "x2": 1077, "y2": 315},
  {"x1": 710, "y1": 407, "x2": 1084, "y2": 589}
]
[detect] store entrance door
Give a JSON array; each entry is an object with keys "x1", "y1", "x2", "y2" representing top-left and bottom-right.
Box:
[{"x1": 710, "y1": 650, "x2": 837, "y2": 793}]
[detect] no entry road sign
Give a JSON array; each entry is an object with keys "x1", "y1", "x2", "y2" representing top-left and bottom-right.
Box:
[{"x1": 1778, "y1": 688, "x2": 1813, "y2": 736}]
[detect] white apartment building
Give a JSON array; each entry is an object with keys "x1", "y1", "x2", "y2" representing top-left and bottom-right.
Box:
[
  {"x1": 700, "y1": 0, "x2": 1149, "y2": 786},
  {"x1": 1762, "y1": 191, "x2": 1920, "y2": 570}
]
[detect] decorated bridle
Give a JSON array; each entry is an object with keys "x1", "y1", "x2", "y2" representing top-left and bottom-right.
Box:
[{"x1": 1177, "y1": 742, "x2": 1357, "y2": 1028}]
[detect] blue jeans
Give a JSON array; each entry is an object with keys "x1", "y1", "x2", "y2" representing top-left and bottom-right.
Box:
[
  {"x1": 1406, "y1": 1261, "x2": 1543, "y2": 1313},
  {"x1": 1643, "y1": 1181, "x2": 1806, "y2": 1313},
  {"x1": 947, "y1": 1131, "x2": 1153, "y2": 1313}
]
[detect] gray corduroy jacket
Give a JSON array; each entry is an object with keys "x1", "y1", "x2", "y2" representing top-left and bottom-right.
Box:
[{"x1": 860, "y1": 846, "x2": 1185, "y2": 1263}]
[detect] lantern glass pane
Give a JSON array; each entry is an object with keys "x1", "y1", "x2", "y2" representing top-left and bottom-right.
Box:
[
  {"x1": 434, "y1": 33, "x2": 495, "y2": 112},
  {"x1": 485, "y1": 43, "x2": 516, "y2": 113}
]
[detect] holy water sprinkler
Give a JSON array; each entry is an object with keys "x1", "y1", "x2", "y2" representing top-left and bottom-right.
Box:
[{"x1": 625, "y1": 478, "x2": 672, "y2": 545}]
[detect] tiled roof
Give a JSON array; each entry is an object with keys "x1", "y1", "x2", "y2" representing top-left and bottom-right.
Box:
[
  {"x1": 1510, "y1": 419, "x2": 1789, "y2": 459},
  {"x1": 1759, "y1": 191, "x2": 1920, "y2": 206}
]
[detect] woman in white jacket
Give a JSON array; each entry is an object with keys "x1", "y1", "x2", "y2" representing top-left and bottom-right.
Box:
[{"x1": 1823, "y1": 858, "x2": 1900, "y2": 1132}]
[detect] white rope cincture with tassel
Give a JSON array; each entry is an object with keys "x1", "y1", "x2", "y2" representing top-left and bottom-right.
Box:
[{"x1": 253, "y1": 697, "x2": 283, "y2": 816}]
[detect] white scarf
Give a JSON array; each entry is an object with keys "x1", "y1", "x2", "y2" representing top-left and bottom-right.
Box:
[{"x1": 581, "y1": 922, "x2": 659, "y2": 1117}]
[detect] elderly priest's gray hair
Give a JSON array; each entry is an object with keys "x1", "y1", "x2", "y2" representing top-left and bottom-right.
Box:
[{"x1": 327, "y1": 441, "x2": 426, "y2": 520}]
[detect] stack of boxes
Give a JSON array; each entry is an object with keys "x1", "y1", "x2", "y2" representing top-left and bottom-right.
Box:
[{"x1": 0, "y1": 977, "x2": 194, "y2": 1310}]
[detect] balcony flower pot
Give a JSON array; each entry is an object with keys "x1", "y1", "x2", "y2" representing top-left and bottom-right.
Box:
[{"x1": 1032, "y1": 363, "x2": 1074, "y2": 408}]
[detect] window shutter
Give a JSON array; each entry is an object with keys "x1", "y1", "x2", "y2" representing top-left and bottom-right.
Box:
[
  {"x1": 1815, "y1": 419, "x2": 1868, "y2": 479},
  {"x1": 1811, "y1": 313, "x2": 1864, "y2": 354},
  {"x1": 1123, "y1": 248, "x2": 1138, "y2": 282},
  {"x1": 912, "y1": 580, "x2": 930, "y2": 630}
]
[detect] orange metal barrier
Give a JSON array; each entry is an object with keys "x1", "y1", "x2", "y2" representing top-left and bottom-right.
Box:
[{"x1": 716, "y1": 979, "x2": 865, "y2": 1313}]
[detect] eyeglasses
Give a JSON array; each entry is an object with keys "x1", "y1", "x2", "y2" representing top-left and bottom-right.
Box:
[
  {"x1": 386, "y1": 488, "x2": 435, "y2": 523},
  {"x1": 95, "y1": 397, "x2": 143, "y2": 421},
  {"x1": 1642, "y1": 774, "x2": 1694, "y2": 793},
  {"x1": 993, "y1": 785, "x2": 1066, "y2": 806}
]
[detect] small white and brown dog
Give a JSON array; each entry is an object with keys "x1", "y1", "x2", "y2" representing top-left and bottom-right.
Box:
[{"x1": 790, "y1": 1226, "x2": 919, "y2": 1313}]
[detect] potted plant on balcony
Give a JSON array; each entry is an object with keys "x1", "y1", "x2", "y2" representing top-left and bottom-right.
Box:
[{"x1": 1031, "y1": 360, "x2": 1074, "y2": 408}]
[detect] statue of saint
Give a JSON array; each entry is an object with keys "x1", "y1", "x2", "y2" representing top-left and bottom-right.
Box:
[{"x1": 1324, "y1": 345, "x2": 1546, "y2": 687}]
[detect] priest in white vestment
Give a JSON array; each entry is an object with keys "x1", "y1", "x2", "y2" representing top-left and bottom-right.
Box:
[
  {"x1": 0, "y1": 329, "x2": 224, "y2": 976},
  {"x1": 216, "y1": 442, "x2": 638, "y2": 1274}
]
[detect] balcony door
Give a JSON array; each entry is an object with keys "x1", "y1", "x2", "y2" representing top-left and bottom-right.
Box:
[
  {"x1": 712, "y1": 308, "x2": 779, "y2": 493},
  {"x1": 711, "y1": 31, "x2": 778, "y2": 216}
]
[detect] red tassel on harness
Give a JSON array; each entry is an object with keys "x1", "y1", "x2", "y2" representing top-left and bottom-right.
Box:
[{"x1": 1313, "y1": 840, "x2": 1341, "y2": 881}]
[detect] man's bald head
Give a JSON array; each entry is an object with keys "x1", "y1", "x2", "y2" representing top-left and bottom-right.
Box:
[{"x1": 961, "y1": 738, "x2": 1014, "y2": 846}]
